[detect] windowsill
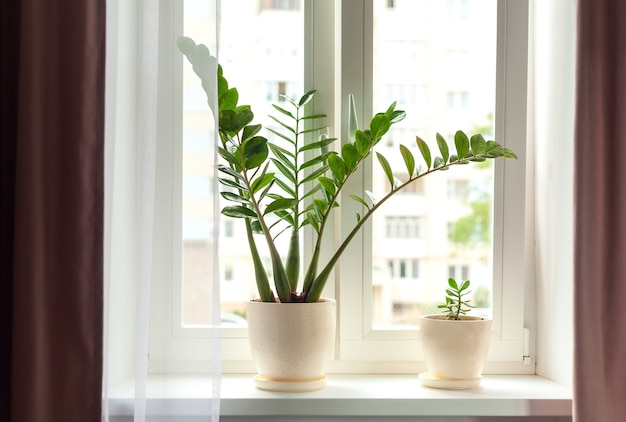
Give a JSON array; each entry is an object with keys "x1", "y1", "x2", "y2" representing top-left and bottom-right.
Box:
[{"x1": 108, "y1": 374, "x2": 572, "y2": 417}]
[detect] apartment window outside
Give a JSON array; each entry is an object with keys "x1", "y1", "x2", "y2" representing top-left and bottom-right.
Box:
[
  {"x1": 446, "y1": 91, "x2": 470, "y2": 108},
  {"x1": 259, "y1": 0, "x2": 300, "y2": 11},
  {"x1": 388, "y1": 258, "x2": 420, "y2": 280},
  {"x1": 385, "y1": 216, "x2": 422, "y2": 239},
  {"x1": 447, "y1": 179, "x2": 470, "y2": 201},
  {"x1": 223, "y1": 220, "x2": 234, "y2": 238},
  {"x1": 448, "y1": 0, "x2": 469, "y2": 19}
]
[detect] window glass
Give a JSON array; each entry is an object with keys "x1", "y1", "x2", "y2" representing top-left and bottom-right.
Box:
[
  {"x1": 371, "y1": 0, "x2": 497, "y2": 327},
  {"x1": 181, "y1": 0, "x2": 304, "y2": 326}
]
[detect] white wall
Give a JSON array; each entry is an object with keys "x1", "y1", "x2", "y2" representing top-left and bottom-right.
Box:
[{"x1": 532, "y1": 0, "x2": 576, "y2": 386}]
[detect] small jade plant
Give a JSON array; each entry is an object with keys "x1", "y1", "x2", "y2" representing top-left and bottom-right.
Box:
[{"x1": 438, "y1": 278, "x2": 474, "y2": 320}]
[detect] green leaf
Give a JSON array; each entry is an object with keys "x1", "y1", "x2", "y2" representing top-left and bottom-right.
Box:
[
  {"x1": 217, "y1": 74, "x2": 228, "y2": 100},
  {"x1": 271, "y1": 104, "x2": 295, "y2": 119},
  {"x1": 454, "y1": 131, "x2": 470, "y2": 161},
  {"x1": 460, "y1": 280, "x2": 471, "y2": 291},
  {"x1": 306, "y1": 211, "x2": 320, "y2": 233},
  {"x1": 268, "y1": 115, "x2": 296, "y2": 135},
  {"x1": 448, "y1": 277, "x2": 459, "y2": 289},
  {"x1": 224, "y1": 107, "x2": 255, "y2": 132},
  {"x1": 376, "y1": 152, "x2": 394, "y2": 188},
  {"x1": 302, "y1": 184, "x2": 322, "y2": 200},
  {"x1": 218, "y1": 177, "x2": 245, "y2": 191},
  {"x1": 355, "y1": 130, "x2": 372, "y2": 155},
  {"x1": 399, "y1": 145, "x2": 415, "y2": 177},
  {"x1": 349, "y1": 194, "x2": 370, "y2": 210},
  {"x1": 503, "y1": 148, "x2": 517, "y2": 159},
  {"x1": 250, "y1": 172, "x2": 275, "y2": 194},
  {"x1": 299, "y1": 137, "x2": 336, "y2": 152},
  {"x1": 301, "y1": 153, "x2": 331, "y2": 170},
  {"x1": 220, "y1": 191, "x2": 250, "y2": 204},
  {"x1": 217, "y1": 165, "x2": 244, "y2": 181},
  {"x1": 218, "y1": 146, "x2": 239, "y2": 167},
  {"x1": 327, "y1": 153, "x2": 347, "y2": 182},
  {"x1": 436, "y1": 133, "x2": 449, "y2": 164},
  {"x1": 222, "y1": 205, "x2": 257, "y2": 218},
  {"x1": 264, "y1": 198, "x2": 297, "y2": 215},
  {"x1": 273, "y1": 177, "x2": 295, "y2": 197},
  {"x1": 416, "y1": 136, "x2": 432, "y2": 170},
  {"x1": 388, "y1": 110, "x2": 406, "y2": 124},
  {"x1": 433, "y1": 156, "x2": 444, "y2": 168},
  {"x1": 470, "y1": 134, "x2": 486, "y2": 155},
  {"x1": 249, "y1": 220, "x2": 263, "y2": 234},
  {"x1": 342, "y1": 143, "x2": 360, "y2": 169},
  {"x1": 241, "y1": 125, "x2": 262, "y2": 141},
  {"x1": 384, "y1": 101, "x2": 397, "y2": 117},
  {"x1": 269, "y1": 145, "x2": 296, "y2": 171},
  {"x1": 266, "y1": 127, "x2": 295, "y2": 145},
  {"x1": 313, "y1": 198, "x2": 328, "y2": 218},
  {"x1": 271, "y1": 159, "x2": 296, "y2": 185},
  {"x1": 370, "y1": 114, "x2": 392, "y2": 140},
  {"x1": 220, "y1": 88, "x2": 238, "y2": 112},
  {"x1": 301, "y1": 165, "x2": 329, "y2": 184},
  {"x1": 319, "y1": 177, "x2": 337, "y2": 196},
  {"x1": 300, "y1": 113, "x2": 327, "y2": 120},
  {"x1": 242, "y1": 136, "x2": 268, "y2": 169},
  {"x1": 269, "y1": 142, "x2": 295, "y2": 158},
  {"x1": 298, "y1": 90, "x2": 316, "y2": 107}
]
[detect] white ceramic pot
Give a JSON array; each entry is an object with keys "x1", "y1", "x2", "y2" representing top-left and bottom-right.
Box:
[
  {"x1": 419, "y1": 314, "x2": 492, "y2": 388},
  {"x1": 247, "y1": 298, "x2": 336, "y2": 392}
]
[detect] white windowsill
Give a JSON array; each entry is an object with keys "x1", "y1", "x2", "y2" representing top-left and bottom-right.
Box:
[{"x1": 108, "y1": 374, "x2": 572, "y2": 417}]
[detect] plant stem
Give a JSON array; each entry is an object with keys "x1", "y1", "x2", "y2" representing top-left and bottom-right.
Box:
[{"x1": 306, "y1": 152, "x2": 497, "y2": 303}]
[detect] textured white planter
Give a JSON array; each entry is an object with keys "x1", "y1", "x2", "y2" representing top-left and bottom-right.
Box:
[
  {"x1": 419, "y1": 314, "x2": 492, "y2": 389},
  {"x1": 247, "y1": 298, "x2": 336, "y2": 392}
]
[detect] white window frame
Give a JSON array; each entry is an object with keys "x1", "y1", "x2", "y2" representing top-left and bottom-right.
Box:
[{"x1": 147, "y1": 0, "x2": 532, "y2": 375}]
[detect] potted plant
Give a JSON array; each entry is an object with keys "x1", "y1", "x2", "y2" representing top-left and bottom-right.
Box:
[
  {"x1": 177, "y1": 37, "x2": 515, "y2": 391},
  {"x1": 419, "y1": 278, "x2": 493, "y2": 390}
]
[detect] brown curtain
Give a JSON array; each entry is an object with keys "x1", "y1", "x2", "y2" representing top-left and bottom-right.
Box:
[
  {"x1": 0, "y1": 0, "x2": 105, "y2": 421},
  {"x1": 574, "y1": 1, "x2": 626, "y2": 421}
]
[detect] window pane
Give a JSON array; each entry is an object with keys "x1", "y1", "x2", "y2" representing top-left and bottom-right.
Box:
[
  {"x1": 371, "y1": 0, "x2": 496, "y2": 327},
  {"x1": 181, "y1": 0, "x2": 304, "y2": 326}
]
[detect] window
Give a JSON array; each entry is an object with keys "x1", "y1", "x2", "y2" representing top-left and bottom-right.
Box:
[
  {"x1": 150, "y1": 0, "x2": 531, "y2": 375},
  {"x1": 447, "y1": 179, "x2": 470, "y2": 200},
  {"x1": 447, "y1": 91, "x2": 470, "y2": 108},
  {"x1": 448, "y1": 0, "x2": 469, "y2": 20},
  {"x1": 260, "y1": 0, "x2": 300, "y2": 11},
  {"x1": 385, "y1": 216, "x2": 422, "y2": 238},
  {"x1": 388, "y1": 258, "x2": 420, "y2": 279}
]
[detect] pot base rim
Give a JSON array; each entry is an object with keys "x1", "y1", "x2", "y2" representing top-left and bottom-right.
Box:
[
  {"x1": 418, "y1": 372, "x2": 482, "y2": 390},
  {"x1": 254, "y1": 374, "x2": 327, "y2": 392}
]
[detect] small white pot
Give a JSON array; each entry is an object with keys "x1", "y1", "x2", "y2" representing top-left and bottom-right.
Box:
[
  {"x1": 419, "y1": 314, "x2": 492, "y2": 388},
  {"x1": 247, "y1": 298, "x2": 336, "y2": 392}
]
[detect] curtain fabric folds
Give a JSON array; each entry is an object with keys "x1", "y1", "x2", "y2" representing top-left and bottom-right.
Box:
[
  {"x1": 0, "y1": 0, "x2": 106, "y2": 421},
  {"x1": 574, "y1": 1, "x2": 626, "y2": 420},
  {"x1": 104, "y1": 0, "x2": 221, "y2": 420}
]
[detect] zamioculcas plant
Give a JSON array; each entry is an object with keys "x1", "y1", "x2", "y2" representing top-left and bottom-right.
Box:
[{"x1": 177, "y1": 36, "x2": 517, "y2": 304}]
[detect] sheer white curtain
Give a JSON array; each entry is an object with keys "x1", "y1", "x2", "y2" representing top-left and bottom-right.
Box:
[{"x1": 103, "y1": 0, "x2": 221, "y2": 420}]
